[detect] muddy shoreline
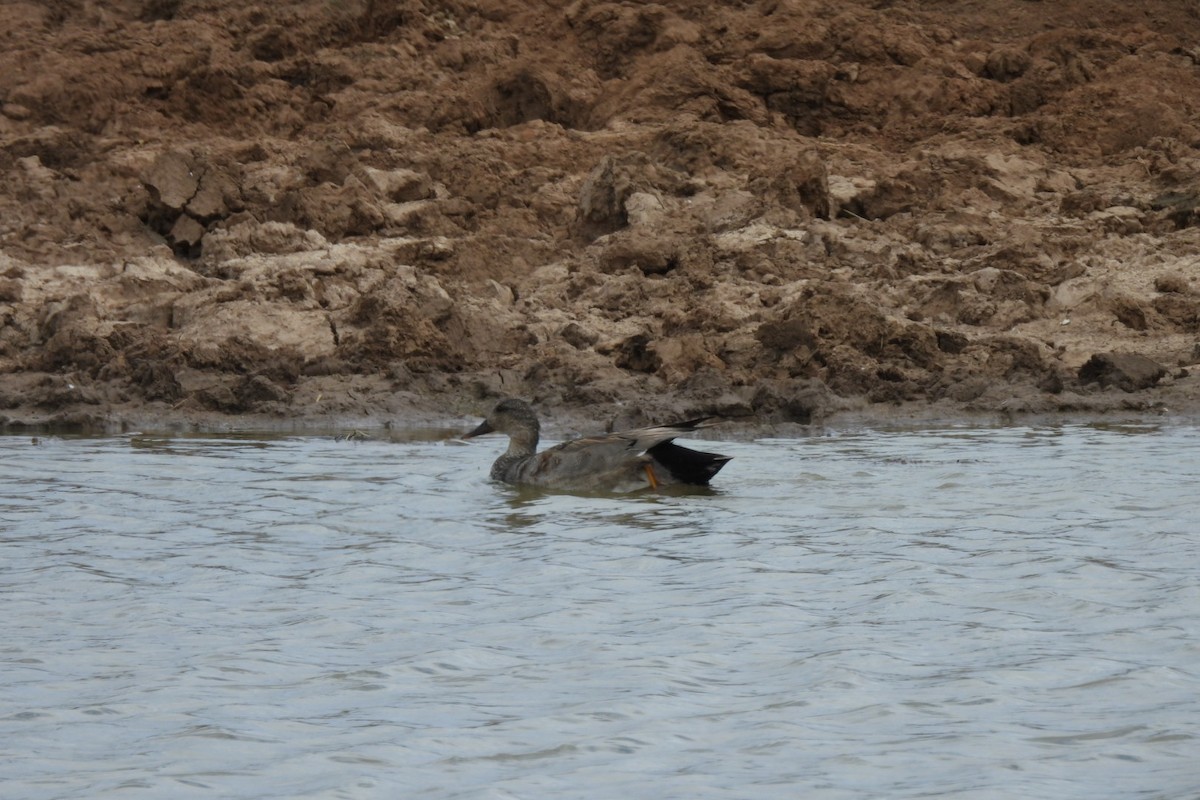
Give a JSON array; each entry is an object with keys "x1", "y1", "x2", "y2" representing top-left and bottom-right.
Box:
[
  {"x1": 3, "y1": 1, "x2": 1199, "y2": 434},
  {"x1": 3, "y1": 387, "x2": 1195, "y2": 440}
]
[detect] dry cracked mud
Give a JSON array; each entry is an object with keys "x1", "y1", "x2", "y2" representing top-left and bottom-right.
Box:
[{"x1": 2, "y1": 0, "x2": 1200, "y2": 432}]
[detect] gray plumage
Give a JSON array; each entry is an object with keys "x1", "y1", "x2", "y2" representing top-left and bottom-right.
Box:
[{"x1": 463, "y1": 398, "x2": 731, "y2": 492}]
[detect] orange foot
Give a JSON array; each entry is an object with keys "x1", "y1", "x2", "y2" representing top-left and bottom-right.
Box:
[{"x1": 644, "y1": 463, "x2": 659, "y2": 489}]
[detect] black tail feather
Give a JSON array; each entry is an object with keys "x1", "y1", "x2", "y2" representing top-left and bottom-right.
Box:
[{"x1": 648, "y1": 441, "x2": 732, "y2": 485}]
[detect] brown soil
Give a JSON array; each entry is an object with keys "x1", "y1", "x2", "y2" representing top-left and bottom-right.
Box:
[{"x1": 3, "y1": 0, "x2": 1200, "y2": 432}]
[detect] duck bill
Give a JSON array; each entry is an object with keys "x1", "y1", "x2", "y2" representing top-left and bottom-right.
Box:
[{"x1": 462, "y1": 420, "x2": 494, "y2": 440}]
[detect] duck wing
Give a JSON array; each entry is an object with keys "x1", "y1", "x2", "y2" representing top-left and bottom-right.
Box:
[
  {"x1": 647, "y1": 441, "x2": 732, "y2": 485},
  {"x1": 606, "y1": 417, "x2": 731, "y2": 485}
]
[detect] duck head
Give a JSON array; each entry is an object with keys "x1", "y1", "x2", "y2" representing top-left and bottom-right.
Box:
[{"x1": 463, "y1": 398, "x2": 541, "y2": 450}]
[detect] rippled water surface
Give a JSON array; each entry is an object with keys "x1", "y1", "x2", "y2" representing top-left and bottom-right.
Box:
[{"x1": 2, "y1": 422, "x2": 1198, "y2": 799}]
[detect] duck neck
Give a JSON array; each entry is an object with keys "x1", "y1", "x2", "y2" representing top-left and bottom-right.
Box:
[{"x1": 506, "y1": 429, "x2": 539, "y2": 458}]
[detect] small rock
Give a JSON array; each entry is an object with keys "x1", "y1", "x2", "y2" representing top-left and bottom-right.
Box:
[
  {"x1": 600, "y1": 231, "x2": 678, "y2": 275},
  {"x1": 654, "y1": 335, "x2": 724, "y2": 384},
  {"x1": 482, "y1": 279, "x2": 515, "y2": 307},
  {"x1": 1110, "y1": 295, "x2": 1158, "y2": 331},
  {"x1": 169, "y1": 214, "x2": 206, "y2": 248},
  {"x1": 236, "y1": 374, "x2": 290, "y2": 406},
  {"x1": 302, "y1": 142, "x2": 357, "y2": 186},
  {"x1": 758, "y1": 151, "x2": 832, "y2": 220},
  {"x1": 1088, "y1": 205, "x2": 1144, "y2": 235},
  {"x1": 981, "y1": 47, "x2": 1032, "y2": 81},
  {"x1": 1036, "y1": 170, "x2": 1079, "y2": 195},
  {"x1": 362, "y1": 167, "x2": 433, "y2": 202},
  {"x1": 576, "y1": 155, "x2": 636, "y2": 238},
  {"x1": 559, "y1": 322, "x2": 597, "y2": 349},
  {"x1": 624, "y1": 191, "x2": 667, "y2": 227},
  {"x1": 1078, "y1": 352, "x2": 1167, "y2": 392},
  {"x1": 613, "y1": 333, "x2": 660, "y2": 373},
  {"x1": 0, "y1": 278, "x2": 22, "y2": 303},
  {"x1": 935, "y1": 330, "x2": 969, "y2": 354},
  {"x1": 1153, "y1": 293, "x2": 1200, "y2": 332},
  {"x1": 382, "y1": 200, "x2": 434, "y2": 226},
  {"x1": 186, "y1": 170, "x2": 232, "y2": 220},
  {"x1": 143, "y1": 151, "x2": 198, "y2": 210},
  {"x1": 1154, "y1": 273, "x2": 1191, "y2": 294}
]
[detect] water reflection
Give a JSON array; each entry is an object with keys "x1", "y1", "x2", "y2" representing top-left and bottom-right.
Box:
[
  {"x1": 127, "y1": 433, "x2": 280, "y2": 453},
  {"x1": 1082, "y1": 422, "x2": 1164, "y2": 436}
]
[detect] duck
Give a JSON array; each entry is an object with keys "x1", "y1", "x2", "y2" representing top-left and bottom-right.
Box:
[{"x1": 462, "y1": 398, "x2": 731, "y2": 492}]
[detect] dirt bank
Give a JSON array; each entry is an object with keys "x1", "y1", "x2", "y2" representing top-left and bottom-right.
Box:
[{"x1": 2, "y1": 0, "x2": 1199, "y2": 432}]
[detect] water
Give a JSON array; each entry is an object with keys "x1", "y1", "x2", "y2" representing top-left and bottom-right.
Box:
[{"x1": 2, "y1": 422, "x2": 1198, "y2": 799}]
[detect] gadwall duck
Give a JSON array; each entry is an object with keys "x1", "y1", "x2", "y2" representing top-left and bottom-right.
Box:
[{"x1": 463, "y1": 398, "x2": 732, "y2": 492}]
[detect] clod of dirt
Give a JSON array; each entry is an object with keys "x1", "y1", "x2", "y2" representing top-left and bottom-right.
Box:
[
  {"x1": 1154, "y1": 273, "x2": 1192, "y2": 295},
  {"x1": 143, "y1": 152, "x2": 199, "y2": 211},
  {"x1": 1078, "y1": 352, "x2": 1167, "y2": 392}
]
